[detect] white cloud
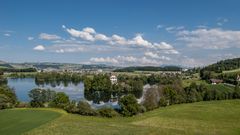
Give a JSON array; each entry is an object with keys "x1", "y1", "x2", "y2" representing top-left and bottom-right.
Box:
[
  {"x1": 166, "y1": 26, "x2": 184, "y2": 32},
  {"x1": 177, "y1": 28, "x2": 240, "y2": 49},
  {"x1": 28, "y1": 37, "x2": 34, "y2": 40},
  {"x1": 64, "y1": 26, "x2": 178, "y2": 53},
  {"x1": 144, "y1": 52, "x2": 171, "y2": 60},
  {"x1": 83, "y1": 27, "x2": 96, "y2": 34},
  {"x1": 154, "y1": 42, "x2": 173, "y2": 50},
  {"x1": 49, "y1": 44, "x2": 85, "y2": 53},
  {"x1": 33, "y1": 45, "x2": 45, "y2": 51},
  {"x1": 66, "y1": 28, "x2": 95, "y2": 41},
  {"x1": 164, "y1": 49, "x2": 179, "y2": 54},
  {"x1": 90, "y1": 57, "x2": 118, "y2": 64},
  {"x1": 90, "y1": 55, "x2": 161, "y2": 66},
  {"x1": 39, "y1": 33, "x2": 61, "y2": 40},
  {"x1": 62, "y1": 25, "x2": 66, "y2": 29},
  {"x1": 95, "y1": 33, "x2": 110, "y2": 41}
]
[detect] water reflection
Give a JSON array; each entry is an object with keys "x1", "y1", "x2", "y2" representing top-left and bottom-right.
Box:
[{"x1": 8, "y1": 78, "x2": 144, "y2": 109}]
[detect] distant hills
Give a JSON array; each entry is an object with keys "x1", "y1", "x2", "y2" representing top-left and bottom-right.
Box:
[
  {"x1": 0, "y1": 61, "x2": 116, "y2": 71},
  {"x1": 0, "y1": 60, "x2": 13, "y2": 69},
  {"x1": 202, "y1": 57, "x2": 240, "y2": 72},
  {"x1": 113, "y1": 66, "x2": 182, "y2": 72}
]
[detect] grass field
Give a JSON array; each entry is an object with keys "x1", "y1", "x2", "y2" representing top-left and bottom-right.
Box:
[
  {"x1": 223, "y1": 68, "x2": 240, "y2": 74},
  {"x1": 1, "y1": 100, "x2": 239, "y2": 135},
  {"x1": 0, "y1": 108, "x2": 62, "y2": 135},
  {"x1": 207, "y1": 84, "x2": 235, "y2": 92}
]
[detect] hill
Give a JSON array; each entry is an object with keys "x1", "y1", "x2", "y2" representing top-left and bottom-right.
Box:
[
  {"x1": 0, "y1": 60, "x2": 116, "y2": 72},
  {"x1": 202, "y1": 57, "x2": 240, "y2": 73},
  {"x1": 114, "y1": 66, "x2": 182, "y2": 72},
  {"x1": 1, "y1": 100, "x2": 240, "y2": 135}
]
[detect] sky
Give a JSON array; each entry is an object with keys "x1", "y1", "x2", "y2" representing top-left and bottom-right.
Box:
[{"x1": 1, "y1": 0, "x2": 240, "y2": 67}]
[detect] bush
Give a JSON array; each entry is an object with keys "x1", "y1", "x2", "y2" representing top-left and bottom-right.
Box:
[
  {"x1": 50, "y1": 92, "x2": 69, "y2": 108},
  {"x1": 0, "y1": 85, "x2": 17, "y2": 109},
  {"x1": 77, "y1": 101, "x2": 97, "y2": 116},
  {"x1": 98, "y1": 108, "x2": 119, "y2": 118},
  {"x1": 64, "y1": 100, "x2": 78, "y2": 113},
  {"x1": 119, "y1": 94, "x2": 141, "y2": 116},
  {"x1": 16, "y1": 102, "x2": 29, "y2": 108},
  {"x1": 159, "y1": 97, "x2": 168, "y2": 107}
]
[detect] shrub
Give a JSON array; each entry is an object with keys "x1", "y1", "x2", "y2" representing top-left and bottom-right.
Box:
[
  {"x1": 119, "y1": 94, "x2": 141, "y2": 116},
  {"x1": 0, "y1": 85, "x2": 17, "y2": 109},
  {"x1": 64, "y1": 100, "x2": 78, "y2": 113},
  {"x1": 50, "y1": 92, "x2": 69, "y2": 108},
  {"x1": 159, "y1": 97, "x2": 168, "y2": 107},
  {"x1": 16, "y1": 102, "x2": 29, "y2": 108},
  {"x1": 77, "y1": 101, "x2": 97, "y2": 116},
  {"x1": 98, "y1": 108, "x2": 119, "y2": 118}
]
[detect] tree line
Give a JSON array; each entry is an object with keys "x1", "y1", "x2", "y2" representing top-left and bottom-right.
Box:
[{"x1": 142, "y1": 81, "x2": 240, "y2": 111}]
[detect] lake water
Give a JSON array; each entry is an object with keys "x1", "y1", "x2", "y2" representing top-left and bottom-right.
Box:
[{"x1": 7, "y1": 78, "x2": 147, "y2": 109}]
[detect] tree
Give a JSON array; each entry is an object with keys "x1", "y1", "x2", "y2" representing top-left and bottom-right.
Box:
[
  {"x1": 50, "y1": 92, "x2": 69, "y2": 108},
  {"x1": 29, "y1": 88, "x2": 46, "y2": 107},
  {"x1": 0, "y1": 85, "x2": 17, "y2": 109},
  {"x1": 119, "y1": 94, "x2": 141, "y2": 116},
  {"x1": 162, "y1": 86, "x2": 177, "y2": 105},
  {"x1": 142, "y1": 88, "x2": 159, "y2": 111},
  {"x1": 29, "y1": 88, "x2": 57, "y2": 107}
]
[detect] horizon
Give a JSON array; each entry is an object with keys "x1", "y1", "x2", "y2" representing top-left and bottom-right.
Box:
[{"x1": 1, "y1": 0, "x2": 240, "y2": 67}]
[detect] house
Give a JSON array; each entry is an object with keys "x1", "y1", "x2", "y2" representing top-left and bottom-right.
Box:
[
  {"x1": 210, "y1": 79, "x2": 223, "y2": 85},
  {"x1": 110, "y1": 75, "x2": 117, "y2": 84},
  {"x1": 237, "y1": 75, "x2": 240, "y2": 82}
]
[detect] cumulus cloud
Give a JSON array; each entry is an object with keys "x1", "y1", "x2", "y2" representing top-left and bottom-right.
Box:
[
  {"x1": 144, "y1": 52, "x2": 171, "y2": 60},
  {"x1": 95, "y1": 33, "x2": 110, "y2": 41},
  {"x1": 177, "y1": 28, "x2": 240, "y2": 49},
  {"x1": 90, "y1": 57, "x2": 118, "y2": 64},
  {"x1": 66, "y1": 28, "x2": 95, "y2": 41},
  {"x1": 83, "y1": 27, "x2": 96, "y2": 34},
  {"x1": 90, "y1": 55, "x2": 160, "y2": 66},
  {"x1": 64, "y1": 26, "x2": 178, "y2": 53},
  {"x1": 39, "y1": 33, "x2": 61, "y2": 40},
  {"x1": 33, "y1": 45, "x2": 45, "y2": 51},
  {"x1": 49, "y1": 44, "x2": 85, "y2": 53}
]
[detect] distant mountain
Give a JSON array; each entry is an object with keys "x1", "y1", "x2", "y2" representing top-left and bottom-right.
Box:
[
  {"x1": 113, "y1": 66, "x2": 182, "y2": 72},
  {"x1": 0, "y1": 60, "x2": 13, "y2": 68},
  {"x1": 0, "y1": 60, "x2": 7, "y2": 64},
  {"x1": 0, "y1": 60, "x2": 116, "y2": 71}
]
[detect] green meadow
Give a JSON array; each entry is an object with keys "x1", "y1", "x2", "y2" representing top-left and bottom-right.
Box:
[{"x1": 1, "y1": 100, "x2": 240, "y2": 135}]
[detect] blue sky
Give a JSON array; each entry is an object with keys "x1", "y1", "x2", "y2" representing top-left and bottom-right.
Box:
[{"x1": 1, "y1": 0, "x2": 240, "y2": 67}]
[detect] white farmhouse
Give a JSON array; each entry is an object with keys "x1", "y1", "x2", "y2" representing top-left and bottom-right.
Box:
[
  {"x1": 110, "y1": 75, "x2": 117, "y2": 84},
  {"x1": 237, "y1": 75, "x2": 240, "y2": 82}
]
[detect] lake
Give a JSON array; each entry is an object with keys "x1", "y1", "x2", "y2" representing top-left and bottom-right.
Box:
[{"x1": 7, "y1": 78, "x2": 147, "y2": 108}]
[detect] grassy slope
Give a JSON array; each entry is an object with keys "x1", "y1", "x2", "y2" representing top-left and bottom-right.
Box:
[
  {"x1": 0, "y1": 108, "x2": 62, "y2": 135},
  {"x1": 24, "y1": 100, "x2": 240, "y2": 135},
  {"x1": 207, "y1": 84, "x2": 235, "y2": 92},
  {"x1": 223, "y1": 68, "x2": 240, "y2": 74}
]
